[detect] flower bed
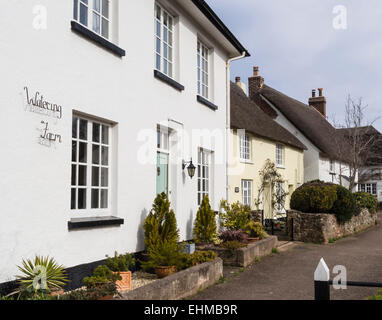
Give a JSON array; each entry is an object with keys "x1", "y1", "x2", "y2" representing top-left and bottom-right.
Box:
[{"x1": 197, "y1": 236, "x2": 278, "y2": 267}]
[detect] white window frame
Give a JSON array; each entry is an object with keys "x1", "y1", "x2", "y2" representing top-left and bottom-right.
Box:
[
  {"x1": 197, "y1": 40, "x2": 209, "y2": 99},
  {"x1": 358, "y1": 183, "x2": 377, "y2": 196},
  {"x1": 276, "y1": 144, "x2": 284, "y2": 167},
  {"x1": 239, "y1": 132, "x2": 251, "y2": 162},
  {"x1": 242, "y1": 180, "x2": 252, "y2": 208},
  {"x1": 155, "y1": 3, "x2": 174, "y2": 78},
  {"x1": 71, "y1": 115, "x2": 112, "y2": 215},
  {"x1": 330, "y1": 160, "x2": 335, "y2": 173},
  {"x1": 73, "y1": 0, "x2": 112, "y2": 40},
  {"x1": 198, "y1": 149, "x2": 211, "y2": 205}
]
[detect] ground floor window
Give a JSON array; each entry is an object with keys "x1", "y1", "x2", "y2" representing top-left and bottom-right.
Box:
[
  {"x1": 358, "y1": 183, "x2": 377, "y2": 196},
  {"x1": 242, "y1": 180, "x2": 252, "y2": 208},
  {"x1": 71, "y1": 115, "x2": 111, "y2": 211},
  {"x1": 198, "y1": 149, "x2": 211, "y2": 205},
  {"x1": 156, "y1": 127, "x2": 169, "y2": 195}
]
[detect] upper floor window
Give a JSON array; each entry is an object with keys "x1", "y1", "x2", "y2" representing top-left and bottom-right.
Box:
[
  {"x1": 330, "y1": 160, "x2": 335, "y2": 173},
  {"x1": 197, "y1": 41, "x2": 209, "y2": 99},
  {"x1": 155, "y1": 3, "x2": 174, "y2": 78},
  {"x1": 74, "y1": 0, "x2": 111, "y2": 39},
  {"x1": 239, "y1": 133, "x2": 251, "y2": 162},
  {"x1": 276, "y1": 144, "x2": 284, "y2": 167},
  {"x1": 71, "y1": 115, "x2": 111, "y2": 211}
]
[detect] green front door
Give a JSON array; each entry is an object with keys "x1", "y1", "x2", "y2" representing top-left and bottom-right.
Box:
[{"x1": 156, "y1": 152, "x2": 169, "y2": 195}]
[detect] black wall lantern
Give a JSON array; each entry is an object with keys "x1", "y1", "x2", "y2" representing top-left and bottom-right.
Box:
[{"x1": 183, "y1": 158, "x2": 196, "y2": 179}]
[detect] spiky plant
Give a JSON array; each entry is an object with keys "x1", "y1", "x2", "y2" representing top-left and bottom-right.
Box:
[
  {"x1": 16, "y1": 256, "x2": 69, "y2": 293},
  {"x1": 193, "y1": 195, "x2": 218, "y2": 244}
]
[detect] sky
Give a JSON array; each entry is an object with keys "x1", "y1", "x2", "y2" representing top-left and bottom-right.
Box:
[{"x1": 206, "y1": 0, "x2": 382, "y2": 132}]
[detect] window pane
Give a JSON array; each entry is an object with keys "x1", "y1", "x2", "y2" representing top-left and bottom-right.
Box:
[
  {"x1": 93, "y1": 0, "x2": 100, "y2": 12},
  {"x1": 72, "y1": 141, "x2": 77, "y2": 162},
  {"x1": 92, "y1": 166, "x2": 100, "y2": 186},
  {"x1": 71, "y1": 188, "x2": 76, "y2": 210},
  {"x1": 156, "y1": 54, "x2": 161, "y2": 70},
  {"x1": 92, "y1": 145, "x2": 100, "y2": 164},
  {"x1": 101, "y1": 168, "x2": 109, "y2": 187},
  {"x1": 79, "y1": 119, "x2": 88, "y2": 140},
  {"x1": 93, "y1": 123, "x2": 100, "y2": 143},
  {"x1": 156, "y1": 5, "x2": 161, "y2": 20},
  {"x1": 91, "y1": 189, "x2": 99, "y2": 209},
  {"x1": 78, "y1": 189, "x2": 87, "y2": 209},
  {"x1": 102, "y1": 125, "x2": 109, "y2": 144},
  {"x1": 72, "y1": 117, "x2": 78, "y2": 138},
  {"x1": 93, "y1": 13, "x2": 100, "y2": 34},
  {"x1": 156, "y1": 22, "x2": 161, "y2": 37},
  {"x1": 156, "y1": 38, "x2": 161, "y2": 54},
  {"x1": 102, "y1": 18, "x2": 109, "y2": 38},
  {"x1": 102, "y1": 0, "x2": 109, "y2": 18},
  {"x1": 101, "y1": 190, "x2": 108, "y2": 208},
  {"x1": 80, "y1": 3, "x2": 88, "y2": 26},
  {"x1": 79, "y1": 142, "x2": 87, "y2": 163},
  {"x1": 102, "y1": 146, "x2": 109, "y2": 165},
  {"x1": 78, "y1": 165, "x2": 87, "y2": 186},
  {"x1": 71, "y1": 165, "x2": 77, "y2": 186},
  {"x1": 74, "y1": 0, "x2": 79, "y2": 21}
]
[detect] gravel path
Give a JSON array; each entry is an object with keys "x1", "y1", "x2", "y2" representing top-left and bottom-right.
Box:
[{"x1": 191, "y1": 212, "x2": 382, "y2": 300}]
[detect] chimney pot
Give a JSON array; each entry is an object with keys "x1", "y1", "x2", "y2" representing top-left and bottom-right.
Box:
[
  {"x1": 235, "y1": 77, "x2": 241, "y2": 83},
  {"x1": 253, "y1": 66, "x2": 259, "y2": 76},
  {"x1": 318, "y1": 88, "x2": 323, "y2": 97},
  {"x1": 312, "y1": 89, "x2": 316, "y2": 98}
]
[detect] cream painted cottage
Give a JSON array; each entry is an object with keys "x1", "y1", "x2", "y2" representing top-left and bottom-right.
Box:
[{"x1": 0, "y1": 0, "x2": 249, "y2": 291}]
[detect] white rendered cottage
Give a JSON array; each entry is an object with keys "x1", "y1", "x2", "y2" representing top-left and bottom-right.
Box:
[{"x1": 0, "y1": 0, "x2": 249, "y2": 289}]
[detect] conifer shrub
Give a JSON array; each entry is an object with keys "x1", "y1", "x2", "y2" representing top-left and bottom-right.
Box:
[
  {"x1": 332, "y1": 186, "x2": 356, "y2": 223},
  {"x1": 193, "y1": 195, "x2": 218, "y2": 244},
  {"x1": 219, "y1": 200, "x2": 251, "y2": 231},
  {"x1": 143, "y1": 193, "x2": 179, "y2": 251}
]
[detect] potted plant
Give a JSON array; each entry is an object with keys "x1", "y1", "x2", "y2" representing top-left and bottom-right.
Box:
[
  {"x1": 105, "y1": 252, "x2": 135, "y2": 292},
  {"x1": 141, "y1": 241, "x2": 182, "y2": 279},
  {"x1": 82, "y1": 265, "x2": 121, "y2": 300},
  {"x1": 15, "y1": 256, "x2": 69, "y2": 299},
  {"x1": 182, "y1": 241, "x2": 196, "y2": 255},
  {"x1": 244, "y1": 221, "x2": 268, "y2": 243}
]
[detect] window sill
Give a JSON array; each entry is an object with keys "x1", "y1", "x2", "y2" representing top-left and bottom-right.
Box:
[
  {"x1": 71, "y1": 21, "x2": 126, "y2": 57},
  {"x1": 276, "y1": 165, "x2": 285, "y2": 169},
  {"x1": 240, "y1": 159, "x2": 253, "y2": 165},
  {"x1": 196, "y1": 95, "x2": 218, "y2": 111},
  {"x1": 68, "y1": 216, "x2": 124, "y2": 231},
  {"x1": 154, "y1": 70, "x2": 185, "y2": 91}
]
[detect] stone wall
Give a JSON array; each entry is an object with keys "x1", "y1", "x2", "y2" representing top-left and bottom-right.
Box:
[
  {"x1": 116, "y1": 258, "x2": 223, "y2": 300},
  {"x1": 286, "y1": 208, "x2": 377, "y2": 244}
]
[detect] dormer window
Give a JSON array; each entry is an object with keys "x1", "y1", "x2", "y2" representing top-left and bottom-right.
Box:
[{"x1": 74, "y1": 0, "x2": 111, "y2": 40}]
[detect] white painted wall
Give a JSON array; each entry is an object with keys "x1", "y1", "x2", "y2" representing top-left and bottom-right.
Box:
[{"x1": 0, "y1": 0, "x2": 235, "y2": 283}]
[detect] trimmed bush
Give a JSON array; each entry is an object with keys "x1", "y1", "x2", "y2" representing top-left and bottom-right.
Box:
[
  {"x1": 290, "y1": 183, "x2": 338, "y2": 213},
  {"x1": 219, "y1": 200, "x2": 251, "y2": 230},
  {"x1": 332, "y1": 186, "x2": 356, "y2": 223},
  {"x1": 354, "y1": 192, "x2": 378, "y2": 215},
  {"x1": 193, "y1": 195, "x2": 218, "y2": 244},
  {"x1": 290, "y1": 181, "x2": 357, "y2": 224}
]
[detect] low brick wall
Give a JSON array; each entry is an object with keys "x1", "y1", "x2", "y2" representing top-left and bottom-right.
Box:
[
  {"x1": 116, "y1": 258, "x2": 223, "y2": 300},
  {"x1": 199, "y1": 236, "x2": 277, "y2": 267},
  {"x1": 286, "y1": 208, "x2": 377, "y2": 244}
]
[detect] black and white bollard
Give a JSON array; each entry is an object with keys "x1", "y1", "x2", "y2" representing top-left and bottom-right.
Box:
[{"x1": 314, "y1": 258, "x2": 331, "y2": 300}]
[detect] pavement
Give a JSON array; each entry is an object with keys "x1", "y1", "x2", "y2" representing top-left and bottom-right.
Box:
[{"x1": 190, "y1": 212, "x2": 382, "y2": 300}]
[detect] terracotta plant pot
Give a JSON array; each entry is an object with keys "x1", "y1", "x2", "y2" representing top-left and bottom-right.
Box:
[
  {"x1": 247, "y1": 237, "x2": 260, "y2": 244},
  {"x1": 154, "y1": 266, "x2": 177, "y2": 279},
  {"x1": 97, "y1": 295, "x2": 113, "y2": 301},
  {"x1": 113, "y1": 271, "x2": 132, "y2": 292}
]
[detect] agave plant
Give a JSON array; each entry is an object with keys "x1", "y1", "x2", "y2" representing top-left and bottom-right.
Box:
[{"x1": 16, "y1": 256, "x2": 69, "y2": 293}]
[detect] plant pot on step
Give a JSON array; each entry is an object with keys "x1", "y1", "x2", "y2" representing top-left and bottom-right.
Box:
[
  {"x1": 183, "y1": 243, "x2": 196, "y2": 254},
  {"x1": 113, "y1": 271, "x2": 132, "y2": 292},
  {"x1": 155, "y1": 266, "x2": 177, "y2": 279},
  {"x1": 97, "y1": 295, "x2": 114, "y2": 301}
]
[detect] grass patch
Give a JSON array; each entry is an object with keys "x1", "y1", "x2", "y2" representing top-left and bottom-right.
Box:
[
  {"x1": 254, "y1": 256, "x2": 261, "y2": 263},
  {"x1": 217, "y1": 276, "x2": 226, "y2": 284},
  {"x1": 329, "y1": 237, "x2": 340, "y2": 243},
  {"x1": 239, "y1": 268, "x2": 245, "y2": 273},
  {"x1": 368, "y1": 289, "x2": 382, "y2": 300},
  {"x1": 272, "y1": 248, "x2": 279, "y2": 254}
]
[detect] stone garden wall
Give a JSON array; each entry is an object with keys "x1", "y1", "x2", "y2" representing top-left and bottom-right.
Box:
[{"x1": 286, "y1": 208, "x2": 377, "y2": 244}]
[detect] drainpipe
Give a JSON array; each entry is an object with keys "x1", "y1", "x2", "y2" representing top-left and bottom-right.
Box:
[{"x1": 226, "y1": 52, "x2": 247, "y2": 202}]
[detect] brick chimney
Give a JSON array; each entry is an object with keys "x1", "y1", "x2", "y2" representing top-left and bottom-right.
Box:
[
  {"x1": 235, "y1": 76, "x2": 247, "y2": 94},
  {"x1": 309, "y1": 88, "x2": 327, "y2": 118},
  {"x1": 248, "y1": 66, "x2": 264, "y2": 101}
]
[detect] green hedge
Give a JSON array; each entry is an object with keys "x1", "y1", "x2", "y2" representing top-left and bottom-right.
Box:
[
  {"x1": 290, "y1": 181, "x2": 356, "y2": 224},
  {"x1": 354, "y1": 192, "x2": 378, "y2": 215}
]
